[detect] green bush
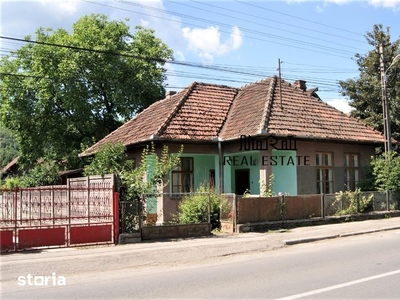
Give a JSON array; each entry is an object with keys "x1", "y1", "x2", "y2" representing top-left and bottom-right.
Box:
[
  {"x1": 19, "y1": 161, "x2": 60, "y2": 187},
  {"x1": 1, "y1": 177, "x2": 20, "y2": 189},
  {"x1": 1, "y1": 160, "x2": 60, "y2": 188},
  {"x1": 175, "y1": 185, "x2": 230, "y2": 229},
  {"x1": 84, "y1": 142, "x2": 182, "y2": 202},
  {"x1": 334, "y1": 188, "x2": 373, "y2": 215},
  {"x1": 371, "y1": 151, "x2": 400, "y2": 193}
]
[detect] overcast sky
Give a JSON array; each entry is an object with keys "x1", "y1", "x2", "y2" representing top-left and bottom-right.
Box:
[{"x1": 1, "y1": 0, "x2": 400, "y2": 113}]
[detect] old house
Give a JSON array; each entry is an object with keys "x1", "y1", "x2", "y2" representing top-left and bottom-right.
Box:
[{"x1": 80, "y1": 76, "x2": 387, "y2": 197}]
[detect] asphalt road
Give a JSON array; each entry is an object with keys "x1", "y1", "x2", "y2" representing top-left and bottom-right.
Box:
[{"x1": 2, "y1": 229, "x2": 400, "y2": 300}]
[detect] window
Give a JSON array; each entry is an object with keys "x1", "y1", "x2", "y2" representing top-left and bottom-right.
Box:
[
  {"x1": 344, "y1": 153, "x2": 359, "y2": 190},
  {"x1": 316, "y1": 152, "x2": 334, "y2": 194},
  {"x1": 172, "y1": 157, "x2": 194, "y2": 193}
]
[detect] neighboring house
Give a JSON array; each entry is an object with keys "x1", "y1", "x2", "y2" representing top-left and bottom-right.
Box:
[
  {"x1": 0, "y1": 156, "x2": 83, "y2": 185},
  {"x1": 80, "y1": 76, "x2": 390, "y2": 196},
  {"x1": 1, "y1": 156, "x2": 28, "y2": 179}
]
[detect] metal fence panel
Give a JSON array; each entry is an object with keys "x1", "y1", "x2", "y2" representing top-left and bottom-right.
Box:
[{"x1": 0, "y1": 175, "x2": 116, "y2": 251}]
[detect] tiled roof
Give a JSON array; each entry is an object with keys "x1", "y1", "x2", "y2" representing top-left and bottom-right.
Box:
[
  {"x1": 159, "y1": 83, "x2": 237, "y2": 140},
  {"x1": 265, "y1": 79, "x2": 384, "y2": 142},
  {"x1": 80, "y1": 76, "x2": 385, "y2": 156},
  {"x1": 219, "y1": 78, "x2": 275, "y2": 139},
  {"x1": 1, "y1": 156, "x2": 19, "y2": 174},
  {"x1": 80, "y1": 82, "x2": 237, "y2": 156}
]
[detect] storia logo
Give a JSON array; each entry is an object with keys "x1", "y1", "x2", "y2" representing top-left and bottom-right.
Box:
[{"x1": 17, "y1": 272, "x2": 66, "y2": 286}]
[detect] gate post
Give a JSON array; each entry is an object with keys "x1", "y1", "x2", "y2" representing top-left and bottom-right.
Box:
[
  {"x1": 113, "y1": 192, "x2": 120, "y2": 244},
  {"x1": 14, "y1": 188, "x2": 18, "y2": 251}
]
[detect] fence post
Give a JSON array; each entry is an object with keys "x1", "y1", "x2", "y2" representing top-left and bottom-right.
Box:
[
  {"x1": 113, "y1": 192, "x2": 120, "y2": 244},
  {"x1": 321, "y1": 193, "x2": 325, "y2": 218},
  {"x1": 139, "y1": 194, "x2": 144, "y2": 232},
  {"x1": 233, "y1": 194, "x2": 237, "y2": 233},
  {"x1": 356, "y1": 191, "x2": 360, "y2": 213},
  {"x1": 372, "y1": 192, "x2": 375, "y2": 211},
  {"x1": 14, "y1": 188, "x2": 18, "y2": 251},
  {"x1": 52, "y1": 186, "x2": 55, "y2": 225},
  {"x1": 387, "y1": 190, "x2": 390, "y2": 211},
  {"x1": 207, "y1": 193, "x2": 211, "y2": 225},
  {"x1": 87, "y1": 177, "x2": 90, "y2": 224}
]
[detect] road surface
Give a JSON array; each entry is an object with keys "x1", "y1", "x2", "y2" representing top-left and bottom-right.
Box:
[{"x1": 1, "y1": 229, "x2": 399, "y2": 299}]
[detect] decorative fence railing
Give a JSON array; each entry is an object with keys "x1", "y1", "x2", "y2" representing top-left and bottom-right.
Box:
[{"x1": 0, "y1": 175, "x2": 119, "y2": 252}]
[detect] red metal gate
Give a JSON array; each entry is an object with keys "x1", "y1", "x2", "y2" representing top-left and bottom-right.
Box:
[{"x1": 0, "y1": 175, "x2": 119, "y2": 252}]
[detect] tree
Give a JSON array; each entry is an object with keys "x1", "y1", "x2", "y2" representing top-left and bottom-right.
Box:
[
  {"x1": 370, "y1": 151, "x2": 400, "y2": 193},
  {"x1": 339, "y1": 24, "x2": 400, "y2": 142},
  {"x1": 84, "y1": 142, "x2": 183, "y2": 201},
  {"x1": 0, "y1": 127, "x2": 19, "y2": 169},
  {"x1": 0, "y1": 14, "x2": 173, "y2": 168},
  {"x1": 1, "y1": 160, "x2": 60, "y2": 188}
]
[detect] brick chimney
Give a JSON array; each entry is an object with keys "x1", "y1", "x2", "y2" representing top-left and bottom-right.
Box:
[
  {"x1": 293, "y1": 80, "x2": 307, "y2": 91},
  {"x1": 165, "y1": 91, "x2": 177, "y2": 98}
]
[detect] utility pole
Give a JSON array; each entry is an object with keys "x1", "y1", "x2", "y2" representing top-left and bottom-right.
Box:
[
  {"x1": 379, "y1": 43, "x2": 392, "y2": 153},
  {"x1": 278, "y1": 58, "x2": 282, "y2": 109}
]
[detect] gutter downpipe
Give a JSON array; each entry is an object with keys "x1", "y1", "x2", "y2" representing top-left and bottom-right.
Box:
[{"x1": 218, "y1": 137, "x2": 224, "y2": 194}]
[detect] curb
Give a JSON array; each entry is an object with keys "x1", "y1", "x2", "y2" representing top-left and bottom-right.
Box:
[{"x1": 284, "y1": 226, "x2": 400, "y2": 246}]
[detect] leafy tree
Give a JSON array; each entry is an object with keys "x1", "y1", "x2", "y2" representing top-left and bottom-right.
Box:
[
  {"x1": 0, "y1": 127, "x2": 19, "y2": 169},
  {"x1": 84, "y1": 142, "x2": 182, "y2": 201},
  {"x1": 1, "y1": 160, "x2": 60, "y2": 188},
  {"x1": 339, "y1": 24, "x2": 400, "y2": 141},
  {"x1": 19, "y1": 160, "x2": 60, "y2": 187},
  {"x1": 357, "y1": 165, "x2": 376, "y2": 191},
  {"x1": 370, "y1": 151, "x2": 400, "y2": 193},
  {"x1": 0, "y1": 14, "x2": 173, "y2": 168}
]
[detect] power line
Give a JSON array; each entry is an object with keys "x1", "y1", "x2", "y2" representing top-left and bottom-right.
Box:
[
  {"x1": 235, "y1": 0, "x2": 364, "y2": 37},
  {"x1": 0, "y1": 35, "x2": 351, "y2": 81},
  {"x1": 111, "y1": 0, "x2": 355, "y2": 57},
  {"x1": 178, "y1": 0, "x2": 366, "y2": 48},
  {"x1": 0, "y1": 35, "x2": 354, "y2": 88}
]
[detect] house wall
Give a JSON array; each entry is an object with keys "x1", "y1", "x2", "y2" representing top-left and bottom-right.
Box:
[
  {"x1": 222, "y1": 151, "x2": 260, "y2": 194},
  {"x1": 184, "y1": 154, "x2": 217, "y2": 191},
  {"x1": 271, "y1": 150, "x2": 297, "y2": 195},
  {"x1": 124, "y1": 139, "x2": 378, "y2": 196},
  {"x1": 295, "y1": 140, "x2": 375, "y2": 194}
]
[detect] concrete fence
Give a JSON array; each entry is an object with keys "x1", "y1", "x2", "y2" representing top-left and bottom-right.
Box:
[{"x1": 237, "y1": 194, "x2": 321, "y2": 224}]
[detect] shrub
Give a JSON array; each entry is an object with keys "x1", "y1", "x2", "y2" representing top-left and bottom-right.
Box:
[
  {"x1": 260, "y1": 174, "x2": 275, "y2": 197},
  {"x1": 371, "y1": 151, "x2": 400, "y2": 193},
  {"x1": 1, "y1": 177, "x2": 21, "y2": 189},
  {"x1": 333, "y1": 188, "x2": 373, "y2": 215},
  {"x1": 175, "y1": 185, "x2": 230, "y2": 229},
  {"x1": 20, "y1": 160, "x2": 60, "y2": 187},
  {"x1": 84, "y1": 142, "x2": 182, "y2": 201}
]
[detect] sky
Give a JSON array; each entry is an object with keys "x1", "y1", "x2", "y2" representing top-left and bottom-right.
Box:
[{"x1": 1, "y1": 0, "x2": 400, "y2": 114}]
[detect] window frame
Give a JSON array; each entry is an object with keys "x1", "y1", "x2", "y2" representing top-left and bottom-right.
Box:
[
  {"x1": 316, "y1": 152, "x2": 334, "y2": 194},
  {"x1": 344, "y1": 153, "x2": 359, "y2": 191},
  {"x1": 171, "y1": 157, "x2": 194, "y2": 193}
]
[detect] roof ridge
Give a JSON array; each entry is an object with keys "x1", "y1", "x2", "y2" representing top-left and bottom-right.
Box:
[
  {"x1": 259, "y1": 76, "x2": 277, "y2": 134},
  {"x1": 155, "y1": 82, "x2": 197, "y2": 137},
  {"x1": 216, "y1": 87, "x2": 240, "y2": 137}
]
